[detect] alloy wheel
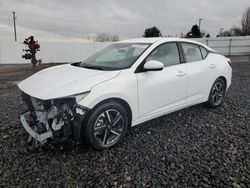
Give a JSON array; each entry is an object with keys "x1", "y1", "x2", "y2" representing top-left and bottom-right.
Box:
[
  {"x1": 211, "y1": 81, "x2": 225, "y2": 106},
  {"x1": 93, "y1": 109, "x2": 125, "y2": 147}
]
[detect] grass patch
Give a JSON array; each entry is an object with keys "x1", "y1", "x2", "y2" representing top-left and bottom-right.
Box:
[
  {"x1": 0, "y1": 81, "x2": 20, "y2": 89},
  {"x1": 0, "y1": 63, "x2": 65, "y2": 74},
  {"x1": 0, "y1": 63, "x2": 66, "y2": 82}
]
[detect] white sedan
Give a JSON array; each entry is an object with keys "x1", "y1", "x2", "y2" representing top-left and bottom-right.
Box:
[{"x1": 19, "y1": 38, "x2": 232, "y2": 150}]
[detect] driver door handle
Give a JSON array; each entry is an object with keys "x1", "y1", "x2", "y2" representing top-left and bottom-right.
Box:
[{"x1": 176, "y1": 71, "x2": 186, "y2": 77}]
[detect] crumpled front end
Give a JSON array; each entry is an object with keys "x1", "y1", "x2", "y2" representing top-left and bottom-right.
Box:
[{"x1": 20, "y1": 92, "x2": 89, "y2": 148}]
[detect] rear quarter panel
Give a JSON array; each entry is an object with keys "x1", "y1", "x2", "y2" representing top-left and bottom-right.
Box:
[{"x1": 208, "y1": 53, "x2": 232, "y2": 90}]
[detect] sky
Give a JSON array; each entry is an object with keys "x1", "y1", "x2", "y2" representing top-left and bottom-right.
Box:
[{"x1": 0, "y1": 0, "x2": 249, "y2": 41}]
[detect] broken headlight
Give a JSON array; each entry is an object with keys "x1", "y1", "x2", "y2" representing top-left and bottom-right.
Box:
[
  {"x1": 74, "y1": 92, "x2": 90, "y2": 103},
  {"x1": 51, "y1": 91, "x2": 90, "y2": 116},
  {"x1": 52, "y1": 91, "x2": 89, "y2": 107}
]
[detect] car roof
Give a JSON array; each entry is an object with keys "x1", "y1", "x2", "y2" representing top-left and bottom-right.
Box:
[
  {"x1": 118, "y1": 37, "x2": 161, "y2": 43},
  {"x1": 118, "y1": 37, "x2": 215, "y2": 52}
]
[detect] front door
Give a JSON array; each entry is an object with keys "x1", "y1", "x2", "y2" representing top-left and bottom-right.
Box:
[{"x1": 136, "y1": 42, "x2": 187, "y2": 117}]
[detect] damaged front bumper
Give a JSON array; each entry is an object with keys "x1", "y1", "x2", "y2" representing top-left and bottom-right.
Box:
[
  {"x1": 20, "y1": 111, "x2": 53, "y2": 143},
  {"x1": 20, "y1": 92, "x2": 89, "y2": 146}
]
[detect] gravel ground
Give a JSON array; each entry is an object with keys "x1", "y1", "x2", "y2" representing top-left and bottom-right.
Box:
[{"x1": 0, "y1": 63, "x2": 250, "y2": 187}]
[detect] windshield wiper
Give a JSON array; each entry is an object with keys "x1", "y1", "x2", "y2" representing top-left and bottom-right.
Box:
[
  {"x1": 81, "y1": 65, "x2": 103, "y2": 70},
  {"x1": 71, "y1": 62, "x2": 81, "y2": 67},
  {"x1": 80, "y1": 63, "x2": 103, "y2": 70}
]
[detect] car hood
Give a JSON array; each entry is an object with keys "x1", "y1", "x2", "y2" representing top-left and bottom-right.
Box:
[{"x1": 18, "y1": 64, "x2": 120, "y2": 100}]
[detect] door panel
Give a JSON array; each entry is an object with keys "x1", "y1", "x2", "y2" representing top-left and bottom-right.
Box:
[
  {"x1": 186, "y1": 57, "x2": 215, "y2": 102},
  {"x1": 137, "y1": 64, "x2": 187, "y2": 117},
  {"x1": 181, "y1": 43, "x2": 215, "y2": 102}
]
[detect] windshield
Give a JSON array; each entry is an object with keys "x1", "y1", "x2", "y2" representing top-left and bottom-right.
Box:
[{"x1": 79, "y1": 43, "x2": 150, "y2": 70}]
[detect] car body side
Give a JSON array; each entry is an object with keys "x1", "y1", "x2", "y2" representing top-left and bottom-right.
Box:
[{"x1": 77, "y1": 39, "x2": 232, "y2": 127}]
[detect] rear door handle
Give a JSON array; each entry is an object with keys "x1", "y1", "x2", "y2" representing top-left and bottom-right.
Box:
[
  {"x1": 176, "y1": 71, "x2": 186, "y2": 77},
  {"x1": 209, "y1": 64, "x2": 216, "y2": 68}
]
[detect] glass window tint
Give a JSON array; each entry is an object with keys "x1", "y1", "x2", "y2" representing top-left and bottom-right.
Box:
[
  {"x1": 181, "y1": 43, "x2": 203, "y2": 62},
  {"x1": 200, "y1": 46, "x2": 208, "y2": 59},
  {"x1": 146, "y1": 43, "x2": 180, "y2": 67}
]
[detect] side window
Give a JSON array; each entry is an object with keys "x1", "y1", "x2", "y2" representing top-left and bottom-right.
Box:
[
  {"x1": 200, "y1": 46, "x2": 208, "y2": 59},
  {"x1": 181, "y1": 43, "x2": 203, "y2": 62},
  {"x1": 146, "y1": 43, "x2": 180, "y2": 67}
]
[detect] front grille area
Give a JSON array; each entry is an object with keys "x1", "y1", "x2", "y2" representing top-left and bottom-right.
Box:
[
  {"x1": 21, "y1": 92, "x2": 34, "y2": 112},
  {"x1": 21, "y1": 92, "x2": 51, "y2": 111}
]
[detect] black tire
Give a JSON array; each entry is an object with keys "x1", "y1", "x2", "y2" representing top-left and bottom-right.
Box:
[
  {"x1": 83, "y1": 101, "x2": 129, "y2": 150},
  {"x1": 207, "y1": 78, "x2": 226, "y2": 108}
]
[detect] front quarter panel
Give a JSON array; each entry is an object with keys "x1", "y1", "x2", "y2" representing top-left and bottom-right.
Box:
[{"x1": 77, "y1": 70, "x2": 139, "y2": 122}]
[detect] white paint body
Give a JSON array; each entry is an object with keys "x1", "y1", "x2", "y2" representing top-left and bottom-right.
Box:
[{"x1": 19, "y1": 38, "x2": 232, "y2": 127}]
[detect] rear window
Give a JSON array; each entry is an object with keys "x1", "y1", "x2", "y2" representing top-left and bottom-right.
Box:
[{"x1": 181, "y1": 43, "x2": 203, "y2": 62}]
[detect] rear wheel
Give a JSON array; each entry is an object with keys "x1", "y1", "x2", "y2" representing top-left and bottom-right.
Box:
[
  {"x1": 207, "y1": 78, "x2": 226, "y2": 108},
  {"x1": 84, "y1": 101, "x2": 129, "y2": 150}
]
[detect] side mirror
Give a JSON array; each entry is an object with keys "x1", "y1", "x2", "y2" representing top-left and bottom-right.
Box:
[{"x1": 143, "y1": 60, "x2": 164, "y2": 71}]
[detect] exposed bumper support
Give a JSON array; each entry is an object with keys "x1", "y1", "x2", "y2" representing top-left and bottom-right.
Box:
[
  {"x1": 72, "y1": 105, "x2": 89, "y2": 140},
  {"x1": 20, "y1": 111, "x2": 53, "y2": 144}
]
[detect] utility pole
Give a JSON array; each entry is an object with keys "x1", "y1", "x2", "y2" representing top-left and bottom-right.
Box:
[
  {"x1": 198, "y1": 18, "x2": 203, "y2": 31},
  {"x1": 13, "y1": 11, "x2": 17, "y2": 41}
]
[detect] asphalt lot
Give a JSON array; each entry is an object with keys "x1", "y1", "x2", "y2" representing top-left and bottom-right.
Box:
[{"x1": 0, "y1": 62, "x2": 250, "y2": 187}]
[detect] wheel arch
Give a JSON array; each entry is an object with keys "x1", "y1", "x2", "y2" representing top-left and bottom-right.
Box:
[
  {"x1": 87, "y1": 97, "x2": 133, "y2": 128},
  {"x1": 206, "y1": 75, "x2": 227, "y2": 108},
  {"x1": 207, "y1": 75, "x2": 227, "y2": 101},
  {"x1": 217, "y1": 76, "x2": 227, "y2": 89}
]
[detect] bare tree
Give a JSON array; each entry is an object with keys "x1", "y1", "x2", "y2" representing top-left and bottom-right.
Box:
[
  {"x1": 110, "y1": 35, "x2": 119, "y2": 42},
  {"x1": 95, "y1": 33, "x2": 120, "y2": 42},
  {"x1": 217, "y1": 7, "x2": 250, "y2": 37},
  {"x1": 220, "y1": 30, "x2": 232, "y2": 37},
  {"x1": 230, "y1": 26, "x2": 243, "y2": 36},
  {"x1": 95, "y1": 33, "x2": 110, "y2": 42},
  {"x1": 241, "y1": 7, "x2": 250, "y2": 35}
]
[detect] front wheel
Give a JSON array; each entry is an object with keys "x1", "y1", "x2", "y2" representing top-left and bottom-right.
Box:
[
  {"x1": 207, "y1": 78, "x2": 226, "y2": 108},
  {"x1": 83, "y1": 101, "x2": 129, "y2": 150}
]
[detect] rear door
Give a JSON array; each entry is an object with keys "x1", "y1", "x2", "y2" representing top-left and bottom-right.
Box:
[{"x1": 180, "y1": 42, "x2": 215, "y2": 103}]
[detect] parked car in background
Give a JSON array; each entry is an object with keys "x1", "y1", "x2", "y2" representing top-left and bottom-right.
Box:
[{"x1": 19, "y1": 38, "x2": 232, "y2": 150}]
